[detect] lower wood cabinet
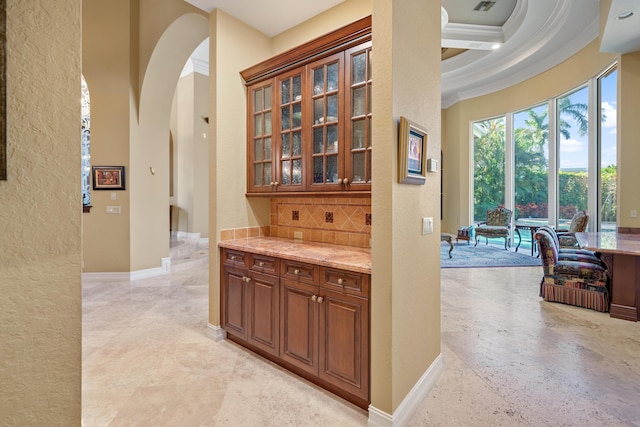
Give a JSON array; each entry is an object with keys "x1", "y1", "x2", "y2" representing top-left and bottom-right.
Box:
[{"x1": 220, "y1": 248, "x2": 370, "y2": 408}]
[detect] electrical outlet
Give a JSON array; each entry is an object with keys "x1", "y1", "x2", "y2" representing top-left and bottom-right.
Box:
[
  {"x1": 293, "y1": 231, "x2": 303, "y2": 239},
  {"x1": 422, "y1": 217, "x2": 433, "y2": 235},
  {"x1": 631, "y1": 210, "x2": 638, "y2": 218},
  {"x1": 106, "y1": 205, "x2": 121, "y2": 214},
  {"x1": 110, "y1": 192, "x2": 116, "y2": 200}
]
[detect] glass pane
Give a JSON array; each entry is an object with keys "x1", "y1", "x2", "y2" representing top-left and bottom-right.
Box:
[
  {"x1": 264, "y1": 112, "x2": 272, "y2": 134},
  {"x1": 292, "y1": 76, "x2": 301, "y2": 101},
  {"x1": 314, "y1": 127, "x2": 324, "y2": 154},
  {"x1": 314, "y1": 98, "x2": 324, "y2": 124},
  {"x1": 264, "y1": 137, "x2": 272, "y2": 159},
  {"x1": 282, "y1": 160, "x2": 291, "y2": 185},
  {"x1": 352, "y1": 87, "x2": 365, "y2": 117},
  {"x1": 599, "y1": 68, "x2": 617, "y2": 232},
  {"x1": 352, "y1": 53, "x2": 366, "y2": 84},
  {"x1": 314, "y1": 157, "x2": 323, "y2": 183},
  {"x1": 254, "y1": 114, "x2": 263, "y2": 137},
  {"x1": 264, "y1": 162, "x2": 271, "y2": 184},
  {"x1": 254, "y1": 164, "x2": 262, "y2": 186},
  {"x1": 292, "y1": 103, "x2": 301, "y2": 128},
  {"x1": 282, "y1": 133, "x2": 290, "y2": 158},
  {"x1": 281, "y1": 79, "x2": 290, "y2": 104},
  {"x1": 327, "y1": 125, "x2": 338, "y2": 153},
  {"x1": 293, "y1": 159, "x2": 302, "y2": 184},
  {"x1": 368, "y1": 119, "x2": 372, "y2": 148},
  {"x1": 254, "y1": 88, "x2": 263, "y2": 111},
  {"x1": 473, "y1": 117, "x2": 506, "y2": 222},
  {"x1": 327, "y1": 63, "x2": 338, "y2": 92},
  {"x1": 514, "y1": 104, "x2": 549, "y2": 253},
  {"x1": 368, "y1": 85, "x2": 372, "y2": 114},
  {"x1": 557, "y1": 86, "x2": 589, "y2": 228},
  {"x1": 352, "y1": 152, "x2": 365, "y2": 182},
  {"x1": 281, "y1": 106, "x2": 290, "y2": 130},
  {"x1": 366, "y1": 151, "x2": 372, "y2": 182},
  {"x1": 368, "y1": 50, "x2": 372, "y2": 80},
  {"x1": 327, "y1": 95, "x2": 338, "y2": 121},
  {"x1": 353, "y1": 120, "x2": 365, "y2": 149},
  {"x1": 327, "y1": 156, "x2": 338, "y2": 183},
  {"x1": 313, "y1": 68, "x2": 324, "y2": 95},
  {"x1": 254, "y1": 139, "x2": 263, "y2": 161},
  {"x1": 264, "y1": 86, "x2": 271, "y2": 108},
  {"x1": 292, "y1": 131, "x2": 302, "y2": 156}
]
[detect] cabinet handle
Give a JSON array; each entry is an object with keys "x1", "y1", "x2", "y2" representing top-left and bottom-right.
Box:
[
  {"x1": 337, "y1": 278, "x2": 343, "y2": 285},
  {"x1": 294, "y1": 269, "x2": 300, "y2": 275},
  {"x1": 259, "y1": 261, "x2": 265, "y2": 267},
  {"x1": 342, "y1": 177, "x2": 349, "y2": 185},
  {"x1": 317, "y1": 296, "x2": 324, "y2": 304},
  {"x1": 311, "y1": 295, "x2": 317, "y2": 302}
]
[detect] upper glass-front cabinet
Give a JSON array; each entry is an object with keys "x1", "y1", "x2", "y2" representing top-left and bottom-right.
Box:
[{"x1": 242, "y1": 16, "x2": 372, "y2": 195}]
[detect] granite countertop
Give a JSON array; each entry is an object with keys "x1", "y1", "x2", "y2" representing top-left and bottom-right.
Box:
[{"x1": 218, "y1": 237, "x2": 371, "y2": 274}]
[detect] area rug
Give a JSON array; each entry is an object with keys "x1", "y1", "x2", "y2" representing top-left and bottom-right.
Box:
[{"x1": 441, "y1": 242, "x2": 542, "y2": 268}]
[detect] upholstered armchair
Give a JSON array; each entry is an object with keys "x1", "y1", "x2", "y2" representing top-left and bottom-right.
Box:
[
  {"x1": 537, "y1": 226, "x2": 601, "y2": 264},
  {"x1": 475, "y1": 207, "x2": 513, "y2": 250},
  {"x1": 556, "y1": 210, "x2": 589, "y2": 248},
  {"x1": 534, "y1": 228, "x2": 609, "y2": 312}
]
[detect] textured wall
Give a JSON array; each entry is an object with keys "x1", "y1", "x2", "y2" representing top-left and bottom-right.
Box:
[{"x1": 0, "y1": 0, "x2": 82, "y2": 424}]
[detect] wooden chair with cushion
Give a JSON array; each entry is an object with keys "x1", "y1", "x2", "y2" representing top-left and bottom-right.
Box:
[
  {"x1": 556, "y1": 210, "x2": 589, "y2": 248},
  {"x1": 474, "y1": 207, "x2": 513, "y2": 250},
  {"x1": 534, "y1": 227, "x2": 609, "y2": 312}
]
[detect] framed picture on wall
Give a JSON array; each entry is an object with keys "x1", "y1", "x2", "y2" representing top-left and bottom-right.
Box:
[
  {"x1": 92, "y1": 166, "x2": 126, "y2": 190},
  {"x1": 398, "y1": 116, "x2": 427, "y2": 185}
]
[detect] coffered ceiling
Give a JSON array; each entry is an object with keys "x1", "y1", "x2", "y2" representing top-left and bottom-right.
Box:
[{"x1": 184, "y1": 0, "x2": 640, "y2": 108}]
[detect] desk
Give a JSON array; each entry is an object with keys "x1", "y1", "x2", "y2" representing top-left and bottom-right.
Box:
[{"x1": 576, "y1": 232, "x2": 640, "y2": 321}]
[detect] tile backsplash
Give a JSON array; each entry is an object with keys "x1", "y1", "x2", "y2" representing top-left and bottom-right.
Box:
[{"x1": 271, "y1": 197, "x2": 371, "y2": 247}]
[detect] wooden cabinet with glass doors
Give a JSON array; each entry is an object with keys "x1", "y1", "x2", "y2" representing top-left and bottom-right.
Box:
[{"x1": 242, "y1": 17, "x2": 372, "y2": 196}]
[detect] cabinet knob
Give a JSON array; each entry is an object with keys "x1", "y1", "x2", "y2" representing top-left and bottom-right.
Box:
[
  {"x1": 317, "y1": 296, "x2": 324, "y2": 304},
  {"x1": 342, "y1": 178, "x2": 349, "y2": 185},
  {"x1": 294, "y1": 269, "x2": 300, "y2": 275},
  {"x1": 230, "y1": 255, "x2": 236, "y2": 261},
  {"x1": 337, "y1": 278, "x2": 343, "y2": 285},
  {"x1": 273, "y1": 181, "x2": 279, "y2": 187},
  {"x1": 259, "y1": 261, "x2": 265, "y2": 267},
  {"x1": 311, "y1": 295, "x2": 317, "y2": 302},
  {"x1": 243, "y1": 276, "x2": 251, "y2": 283},
  {"x1": 270, "y1": 181, "x2": 274, "y2": 186}
]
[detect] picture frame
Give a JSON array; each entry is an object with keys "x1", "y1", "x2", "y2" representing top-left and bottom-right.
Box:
[
  {"x1": 398, "y1": 116, "x2": 427, "y2": 185},
  {"x1": 92, "y1": 166, "x2": 126, "y2": 190}
]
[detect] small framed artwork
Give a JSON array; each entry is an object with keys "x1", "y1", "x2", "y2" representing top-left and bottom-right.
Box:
[
  {"x1": 398, "y1": 116, "x2": 427, "y2": 184},
  {"x1": 92, "y1": 166, "x2": 126, "y2": 190}
]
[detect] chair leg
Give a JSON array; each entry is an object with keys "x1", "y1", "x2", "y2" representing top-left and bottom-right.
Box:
[{"x1": 475, "y1": 237, "x2": 479, "y2": 246}]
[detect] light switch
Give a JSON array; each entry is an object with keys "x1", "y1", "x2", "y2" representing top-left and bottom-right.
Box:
[
  {"x1": 632, "y1": 210, "x2": 638, "y2": 218},
  {"x1": 110, "y1": 192, "x2": 116, "y2": 200},
  {"x1": 422, "y1": 217, "x2": 433, "y2": 235}
]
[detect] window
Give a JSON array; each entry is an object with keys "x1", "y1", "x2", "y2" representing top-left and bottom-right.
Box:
[
  {"x1": 82, "y1": 76, "x2": 91, "y2": 208},
  {"x1": 473, "y1": 117, "x2": 505, "y2": 222},
  {"x1": 470, "y1": 64, "x2": 617, "y2": 234}
]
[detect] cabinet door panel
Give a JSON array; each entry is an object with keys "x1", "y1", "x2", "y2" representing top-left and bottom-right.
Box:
[
  {"x1": 222, "y1": 266, "x2": 248, "y2": 340},
  {"x1": 318, "y1": 290, "x2": 369, "y2": 401},
  {"x1": 247, "y1": 80, "x2": 276, "y2": 193},
  {"x1": 344, "y1": 42, "x2": 372, "y2": 191},
  {"x1": 275, "y1": 68, "x2": 305, "y2": 192},
  {"x1": 280, "y1": 280, "x2": 317, "y2": 374},
  {"x1": 248, "y1": 272, "x2": 279, "y2": 356}
]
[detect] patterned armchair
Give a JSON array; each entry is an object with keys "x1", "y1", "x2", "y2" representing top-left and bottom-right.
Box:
[
  {"x1": 534, "y1": 228, "x2": 609, "y2": 312},
  {"x1": 475, "y1": 207, "x2": 512, "y2": 250},
  {"x1": 537, "y1": 226, "x2": 602, "y2": 264},
  {"x1": 556, "y1": 210, "x2": 589, "y2": 248}
]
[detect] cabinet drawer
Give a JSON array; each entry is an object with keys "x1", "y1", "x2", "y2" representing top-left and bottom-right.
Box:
[
  {"x1": 320, "y1": 268, "x2": 369, "y2": 298},
  {"x1": 281, "y1": 260, "x2": 318, "y2": 285},
  {"x1": 223, "y1": 249, "x2": 248, "y2": 267},
  {"x1": 249, "y1": 253, "x2": 279, "y2": 275}
]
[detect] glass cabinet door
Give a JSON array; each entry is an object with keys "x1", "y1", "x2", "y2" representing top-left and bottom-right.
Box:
[
  {"x1": 308, "y1": 53, "x2": 344, "y2": 190},
  {"x1": 249, "y1": 81, "x2": 274, "y2": 192},
  {"x1": 276, "y1": 69, "x2": 305, "y2": 191},
  {"x1": 345, "y1": 42, "x2": 372, "y2": 190}
]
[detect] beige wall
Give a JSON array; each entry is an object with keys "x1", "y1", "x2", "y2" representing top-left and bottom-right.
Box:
[
  {"x1": 371, "y1": 0, "x2": 441, "y2": 414},
  {"x1": 82, "y1": 0, "x2": 133, "y2": 272},
  {"x1": 0, "y1": 0, "x2": 82, "y2": 423},
  {"x1": 442, "y1": 40, "x2": 617, "y2": 233},
  {"x1": 172, "y1": 72, "x2": 209, "y2": 236},
  {"x1": 618, "y1": 51, "x2": 640, "y2": 229}
]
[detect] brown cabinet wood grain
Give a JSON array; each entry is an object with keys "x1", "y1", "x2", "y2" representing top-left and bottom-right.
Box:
[{"x1": 220, "y1": 247, "x2": 370, "y2": 408}]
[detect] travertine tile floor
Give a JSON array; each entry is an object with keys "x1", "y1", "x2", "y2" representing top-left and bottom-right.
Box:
[{"x1": 82, "y1": 240, "x2": 640, "y2": 426}]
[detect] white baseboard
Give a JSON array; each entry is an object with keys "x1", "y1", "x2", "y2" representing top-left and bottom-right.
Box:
[
  {"x1": 130, "y1": 257, "x2": 171, "y2": 280},
  {"x1": 176, "y1": 231, "x2": 201, "y2": 240},
  {"x1": 81, "y1": 272, "x2": 130, "y2": 281},
  {"x1": 206, "y1": 323, "x2": 226, "y2": 341},
  {"x1": 368, "y1": 353, "x2": 444, "y2": 427}
]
